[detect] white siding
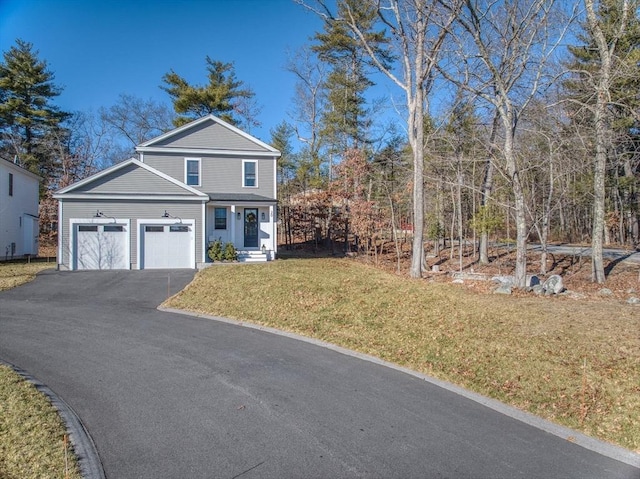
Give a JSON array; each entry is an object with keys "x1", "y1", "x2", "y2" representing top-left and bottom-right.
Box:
[{"x1": 0, "y1": 160, "x2": 39, "y2": 257}]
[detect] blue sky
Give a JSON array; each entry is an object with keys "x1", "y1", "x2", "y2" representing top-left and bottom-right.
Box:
[{"x1": 0, "y1": 0, "x2": 331, "y2": 142}]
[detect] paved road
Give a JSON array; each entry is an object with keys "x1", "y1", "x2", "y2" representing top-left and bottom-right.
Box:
[
  {"x1": 1, "y1": 270, "x2": 638, "y2": 479},
  {"x1": 527, "y1": 244, "x2": 640, "y2": 265}
]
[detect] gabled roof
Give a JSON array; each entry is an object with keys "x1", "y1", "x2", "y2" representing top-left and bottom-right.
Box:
[
  {"x1": 54, "y1": 158, "x2": 209, "y2": 200},
  {"x1": 136, "y1": 114, "x2": 281, "y2": 158}
]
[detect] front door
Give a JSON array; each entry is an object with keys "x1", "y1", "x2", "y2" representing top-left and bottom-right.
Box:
[{"x1": 244, "y1": 208, "x2": 259, "y2": 248}]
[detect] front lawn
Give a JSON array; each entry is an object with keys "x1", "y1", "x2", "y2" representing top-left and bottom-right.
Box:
[
  {"x1": 0, "y1": 260, "x2": 53, "y2": 291},
  {"x1": 164, "y1": 257, "x2": 640, "y2": 452},
  {"x1": 0, "y1": 260, "x2": 81, "y2": 478},
  {"x1": 0, "y1": 365, "x2": 81, "y2": 479}
]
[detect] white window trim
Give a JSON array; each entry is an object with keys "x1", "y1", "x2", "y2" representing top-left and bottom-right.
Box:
[
  {"x1": 184, "y1": 158, "x2": 202, "y2": 187},
  {"x1": 242, "y1": 159, "x2": 258, "y2": 188},
  {"x1": 214, "y1": 207, "x2": 228, "y2": 230}
]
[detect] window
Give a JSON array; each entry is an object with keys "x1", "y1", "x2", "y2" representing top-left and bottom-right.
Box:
[
  {"x1": 145, "y1": 226, "x2": 164, "y2": 232},
  {"x1": 78, "y1": 225, "x2": 98, "y2": 232},
  {"x1": 185, "y1": 158, "x2": 201, "y2": 186},
  {"x1": 8, "y1": 173, "x2": 13, "y2": 196},
  {"x1": 170, "y1": 225, "x2": 189, "y2": 232},
  {"x1": 214, "y1": 208, "x2": 227, "y2": 229},
  {"x1": 103, "y1": 225, "x2": 124, "y2": 232},
  {"x1": 243, "y1": 161, "x2": 257, "y2": 187}
]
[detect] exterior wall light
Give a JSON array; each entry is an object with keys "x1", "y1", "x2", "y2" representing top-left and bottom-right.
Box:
[{"x1": 162, "y1": 210, "x2": 182, "y2": 223}]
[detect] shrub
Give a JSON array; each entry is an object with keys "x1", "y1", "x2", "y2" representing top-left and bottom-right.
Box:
[
  {"x1": 223, "y1": 242, "x2": 238, "y2": 262},
  {"x1": 208, "y1": 239, "x2": 223, "y2": 262}
]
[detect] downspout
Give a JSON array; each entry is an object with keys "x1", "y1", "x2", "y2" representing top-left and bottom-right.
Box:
[
  {"x1": 201, "y1": 200, "x2": 207, "y2": 267},
  {"x1": 273, "y1": 155, "x2": 278, "y2": 256},
  {"x1": 57, "y1": 200, "x2": 63, "y2": 270}
]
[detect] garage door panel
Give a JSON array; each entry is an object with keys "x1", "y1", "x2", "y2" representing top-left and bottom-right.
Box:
[
  {"x1": 76, "y1": 224, "x2": 128, "y2": 270},
  {"x1": 142, "y1": 223, "x2": 193, "y2": 269}
]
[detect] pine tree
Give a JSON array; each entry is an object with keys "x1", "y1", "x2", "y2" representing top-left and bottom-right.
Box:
[
  {"x1": 0, "y1": 39, "x2": 69, "y2": 179},
  {"x1": 161, "y1": 57, "x2": 256, "y2": 128},
  {"x1": 564, "y1": 0, "x2": 639, "y2": 277},
  {"x1": 312, "y1": 0, "x2": 391, "y2": 153},
  {"x1": 565, "y1": 0, "x2": 640, "y2": 135}
]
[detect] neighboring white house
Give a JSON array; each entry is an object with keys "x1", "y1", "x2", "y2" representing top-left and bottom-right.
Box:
[
  {"x1": 0, "y1": 158, "x2": 40, "y2": 259},
  {"x1": 54, "y1": 115, "x2": 280, "y2": 270}
]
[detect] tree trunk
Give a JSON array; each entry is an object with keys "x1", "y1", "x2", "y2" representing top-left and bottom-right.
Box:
[
  {"x1": 479, "y1": 112, "x2": 499, "y2": 264},
  {"x1": 591, "y1": 97, "x2": 607, "y2": 282},
  {"x1": 503, "y1": 112, "x2": 528, "y2": 288},
  {"x1": 540, "y1": 138, "x2": 555, "y2": 275},
  {"x1": 623, "y1": 158, "x2": 639, "y2": 245},
  {"x1": 409, "y1": 90, "x2": 425, "y2": 278},
  {"x1": 585, "y1": 0, "x2": 630, "y2": 283}
]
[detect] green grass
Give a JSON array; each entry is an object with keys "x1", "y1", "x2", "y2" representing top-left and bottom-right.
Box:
[
  {"x1": 0, "y1": 260, "x2": 82, "y2": 479},
  {"x1": 165, "y1": 258, "x2": 640, "y2": 452}
]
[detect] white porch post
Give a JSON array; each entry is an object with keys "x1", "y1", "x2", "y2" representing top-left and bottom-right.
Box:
[
  {"x1": 270, "y1": 205, "x2": 276, "y2": 254},
  {"x1": 230, "y1": 205, "x2": 236, "y2": 246}
]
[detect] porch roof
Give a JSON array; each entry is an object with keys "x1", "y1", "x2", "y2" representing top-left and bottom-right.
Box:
[{"x1": 207, "y1": 193, "x2": 277, "y2": 204}]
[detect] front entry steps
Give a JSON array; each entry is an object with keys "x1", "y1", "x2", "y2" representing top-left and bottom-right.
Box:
[
  {"x1": 237, "y1": 250, "x2": 269, "y2": 263},
  {"x1": 198, "y1": 250, "x2": 272, "y2": 269}
]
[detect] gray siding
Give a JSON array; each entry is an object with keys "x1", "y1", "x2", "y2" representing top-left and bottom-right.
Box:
[
  {"x1": 144, "y1": 153, "x2": 276, "y2": 198},
  {"x1": 154, "y1": 121, "x2": 270, "y2": 151},
  {"x1": 74, "y1": 163, "x2": 193, "y2": 196},
  {"x1": 59, "y1": 199, "x2": 204, "y2": 269}
]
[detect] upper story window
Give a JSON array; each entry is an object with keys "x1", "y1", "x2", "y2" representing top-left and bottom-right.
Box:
[
  {"x1": 185, "y1": 158, "x2": 201, "y2": 186},
  {"x1": 214, "y1": 208, "x2": 227, "y2": 230},
  {"x1": 243, "y1": 160, "x2": 257, "y2": 188},
  {"x1": 8, "y1": 173, "x2": 13, "y2": 196}
]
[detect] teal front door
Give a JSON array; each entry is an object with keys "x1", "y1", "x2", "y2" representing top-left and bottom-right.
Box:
[{"x1": 244, "y1": 208, "x2": 259, "y2": 248}]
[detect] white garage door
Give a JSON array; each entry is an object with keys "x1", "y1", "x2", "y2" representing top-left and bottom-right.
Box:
[
  {"x1": 75, "y1": 224, "x2": 128, "y2": 270},
  {"x1": 142, "y1": 224, "x2": 193, "y2": 269}
]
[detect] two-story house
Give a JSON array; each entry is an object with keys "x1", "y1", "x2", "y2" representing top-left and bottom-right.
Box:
[
  {"x1": 54, "y1": 115, "x2": 280, "y2": 270},
  {"x1": 0, "y1": 157, "x2": 40, "y2": 260}
]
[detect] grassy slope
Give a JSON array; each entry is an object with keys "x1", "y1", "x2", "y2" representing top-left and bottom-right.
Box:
[
  {"x1": 165, "y1": 258, "x2": 640, "y2": 452},
  {"x1": 0, "y1": 366, "x2": 81, "y2": 479},
  {"x1": 0, "y1": 261, "x2": 82, "y2": 478}
]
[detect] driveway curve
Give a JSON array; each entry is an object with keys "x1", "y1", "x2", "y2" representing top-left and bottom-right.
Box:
[{"x1": 0, "y1": 269, "x2": 638, "y2": 479}]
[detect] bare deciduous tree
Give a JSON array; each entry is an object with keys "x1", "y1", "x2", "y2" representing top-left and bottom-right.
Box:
[
  {"x1": 297, "y1": 0, "x2": 463, "y2": 278},
  {"x1": 443, "y1": 0, "x2": 575, "y2": 287},
  {"x1": 584, "y1": 0, "x2": 632, "y2": 283}
]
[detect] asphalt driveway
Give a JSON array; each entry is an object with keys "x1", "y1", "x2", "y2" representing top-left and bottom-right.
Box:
[{"x1": 0, "y1": 269, "x2": 638, "y2": 479}]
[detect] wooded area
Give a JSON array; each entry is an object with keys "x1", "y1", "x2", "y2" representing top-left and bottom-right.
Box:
[{"x1": 1, "y1": 0, "x2": 638, "y2": 285}]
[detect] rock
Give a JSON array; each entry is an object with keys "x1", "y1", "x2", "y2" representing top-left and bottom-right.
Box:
[
  {"x1": 598, "y1": 288, "x2": 613, "y2": 296},
  {"x1": 432, "y1": 265, "x2": 440, "y2": 272},
  {"x1": 494, "y1": 284, "x2": 512, "y2": 295},
  {"x1": 627, "y1": 297, "x2": 640, "y2": 305},
  {"x1": 452, "y1": 278, "x2": 464, "y2": 284},
  {"x1": 527, "y1": 275, "x2": 540, "y2": 287},
  {"x1": 492, "y1": 275, "x2": 538, "y2": 288},
  {"x1": 532, "y1": 284, "x2": 544, "y2": 295},
  {"x1": 492, "y1": 275, "x2": 515, "y2": 286},
  {"x1": 627, "y1": 288, "x2": 637, "y2": 295},
  {"x1": 542, "y1": 274, "x2": 564, "y2": 294}
]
